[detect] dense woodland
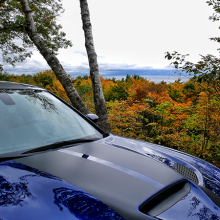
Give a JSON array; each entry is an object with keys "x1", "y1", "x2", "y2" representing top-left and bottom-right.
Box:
[{"x1": 1, "y1": 70, "x2": 220, "y2": 167}]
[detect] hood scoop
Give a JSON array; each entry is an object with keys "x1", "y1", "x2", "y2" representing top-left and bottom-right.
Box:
[{"x1": 139, "y1": 179, "x2": 190, "y2": 217}]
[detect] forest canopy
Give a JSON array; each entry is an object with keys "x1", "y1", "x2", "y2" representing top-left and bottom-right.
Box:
[{"x1": 1, "y1": 70, "x2": 219, "y2": 167}]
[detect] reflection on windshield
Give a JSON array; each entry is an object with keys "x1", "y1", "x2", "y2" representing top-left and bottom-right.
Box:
[
  {"x1": 0, "y1": 90, "x2": 102, "y2": 155},
  {"x1": 0, "y1": 92, "x2": 15, "y2": 105},
  {"x1": 19, "y1": 90, "x2": 59, "y2": 114}
]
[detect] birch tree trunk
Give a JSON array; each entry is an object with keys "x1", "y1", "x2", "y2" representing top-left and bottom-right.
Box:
[
  {"x1": 79, "y1": 0, "x2": 111, "y2": 133},
  {"x1": 19, "y1": 0, "x2": 89, "y2": 115}
]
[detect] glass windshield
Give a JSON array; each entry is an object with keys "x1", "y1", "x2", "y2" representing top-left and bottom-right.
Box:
[{"x1": 0, "y1": 90, "x2": 102, "y2": 155}]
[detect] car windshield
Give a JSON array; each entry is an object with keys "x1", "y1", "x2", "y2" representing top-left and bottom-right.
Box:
[{"x1": 0, "y1": 90, "x2": 102, "y2": 155}]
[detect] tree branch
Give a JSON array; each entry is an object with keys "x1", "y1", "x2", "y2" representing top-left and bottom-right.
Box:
[{"x1": 19, "y1": 0, "x2": 90, "y2": 115}]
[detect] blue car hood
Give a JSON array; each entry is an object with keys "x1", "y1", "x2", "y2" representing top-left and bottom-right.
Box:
[
  {"x1": 0, "y1": 134, "x2": 220, "y2": 220},
  {"x1": 104, "y1": 135, "x2": 220, "y2": 196},
  {"x1": 0, "y1": 160, "x2": 124, "y2": 220}
]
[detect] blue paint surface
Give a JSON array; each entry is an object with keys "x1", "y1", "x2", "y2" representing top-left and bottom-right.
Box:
[
  {"x1": 157, "y1": 182, "x2": 220, "y2": 220},
  {"x1": 0, "y1": 160, "x2": 124, "y2": 220},
  {"x1": 53, "y1": 187, "x2": 124, "y2": 220}
]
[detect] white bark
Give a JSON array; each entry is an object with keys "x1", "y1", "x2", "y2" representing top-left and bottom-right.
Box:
[
  {"x1": 79, "y1": 0, "x2": 111, "y2": 133},
  {"x1": 19, "y1": 0, "x2": 89, "y2": 115}
]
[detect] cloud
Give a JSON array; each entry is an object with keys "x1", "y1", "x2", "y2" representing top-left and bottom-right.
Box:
[
  {"x1": 2, "y1": 59, "x2": 49, "y2": 75},
  {"x1": 2, "y1": 57, "x2": 176, "y2": 77},
  {"x1": 1, "y1": 48, "x2": 188, "y2": 83},
  {"x1": 1, "y1": 57, "x2": 191, "y2": 83},
  {"x1": 73, "y1": 51, "x2": 87, "y2": 57}
]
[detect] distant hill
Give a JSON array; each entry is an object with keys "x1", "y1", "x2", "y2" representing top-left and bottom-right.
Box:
[{"x1": 69, "y1": 68, "x2": 187, "y2": 78}]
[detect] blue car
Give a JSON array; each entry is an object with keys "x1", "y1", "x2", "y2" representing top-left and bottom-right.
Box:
[{"x1": 0, "y1": 81, "x2": 220, "y2": 220}]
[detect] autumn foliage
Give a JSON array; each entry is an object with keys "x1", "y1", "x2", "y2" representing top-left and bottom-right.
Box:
[{"x1": 1, "y1": 71, "x2": 220, "y2": 167}]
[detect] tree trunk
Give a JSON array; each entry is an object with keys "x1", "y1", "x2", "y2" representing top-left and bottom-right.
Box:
[
  {"x1": 79, "y1": 0, "x2": 111, "y2": 133},
  {"x1": 19, "y1": 0, "x2": 89, "y2": 115}
]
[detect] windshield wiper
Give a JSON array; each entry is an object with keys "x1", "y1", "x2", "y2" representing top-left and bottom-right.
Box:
[{"x1": 22, "y1": 138, "x2": 100, "y2": 155}]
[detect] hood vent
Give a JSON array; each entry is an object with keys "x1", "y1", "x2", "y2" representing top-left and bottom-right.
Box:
[{"x1": 175, "y1": 163, "x2": 198, "y2": 184}]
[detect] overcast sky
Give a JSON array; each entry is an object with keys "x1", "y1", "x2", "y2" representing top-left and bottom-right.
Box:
[{"x1": 2, "y1": 0, "x2": 220, "y2": 82}]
